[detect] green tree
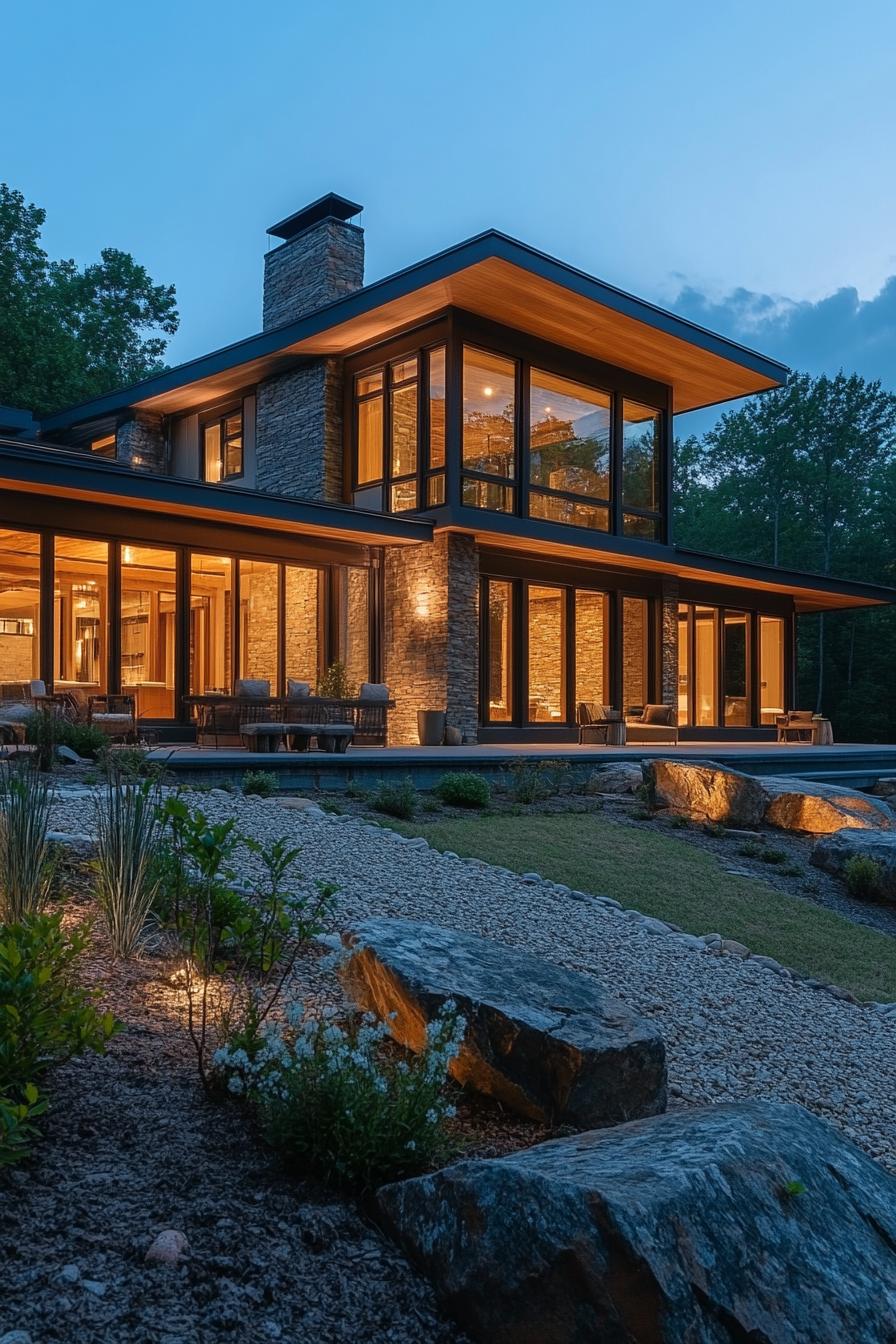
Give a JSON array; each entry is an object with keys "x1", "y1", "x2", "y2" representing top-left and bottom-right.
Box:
[{"x1": 0, "y1": 184, "x2": 178, "y2": 416}]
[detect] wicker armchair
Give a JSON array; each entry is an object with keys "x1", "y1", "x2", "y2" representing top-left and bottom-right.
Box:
[{"x1": 88, "y1": 694, "x2": 137, "y2": 743}]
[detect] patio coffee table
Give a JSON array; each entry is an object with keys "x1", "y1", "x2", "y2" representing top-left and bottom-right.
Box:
[{"x1": 240, "y1": 722, "x2": 289, "y2": 753}]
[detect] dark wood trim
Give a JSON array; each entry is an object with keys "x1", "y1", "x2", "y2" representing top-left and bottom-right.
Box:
[
  {"x1": 39, "y1": 531, "x2": 54, "y2": 688},
  {"x1": 108, "y1": 540, "x2": 121, "y2": 696}
]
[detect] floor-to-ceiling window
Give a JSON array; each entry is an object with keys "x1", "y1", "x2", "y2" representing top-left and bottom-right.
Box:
[
  {"x1": 239, "y1": 560, "x2": 280, "y2": 691},
  {"x1": 694, "y1": 605, "x2": 718, "y2": 727},
  {"x1": 54, "y1": 538, "x2": 109, "y2": 692},
  {"x1": 527, "y1": 585, "x2": 565, "y2": 722},
  {"x1": 760, "y1": 616, "x2": 786, "y2": 725},
  {"x1": 574, "y1": 589, "x2": 609, "y2": 708},
  {"x1": 485, "y1": 580, "x2": 513, "y2": 722},
  {"x1": 121, "y1": 546, "x2": 177, "y2": 717},
  {"x1": 723, "y1": 610, "x2": 748, "y2": 726},
  {"x1": 190, "y1": 554, "x2": 233, "y2": 695},
  {"x1": 0, "y1": 530, "x2": 40, "y2": 686}
]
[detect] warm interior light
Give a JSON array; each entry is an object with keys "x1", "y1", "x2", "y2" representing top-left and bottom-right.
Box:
[
  {"x1": 414, "y1": 595, "x2": 430, "y2": 619},
  {"x1": 482, "y1": 385, "x2": 494, "y2": 398},
  {"x1": 123, "y1": 545, "x2": 135, "y2": 565}
]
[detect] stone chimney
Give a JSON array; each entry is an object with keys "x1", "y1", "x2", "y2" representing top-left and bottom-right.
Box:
[
  {"x1": 255, "y1": 193, "x2": 364, "y2": 503},
  {"x1": 262, "y1": 193, "x2": 364, "y2": 329}
]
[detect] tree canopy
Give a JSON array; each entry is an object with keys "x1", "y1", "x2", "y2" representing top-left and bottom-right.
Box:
[
  {"x1": 0, "y1": 184, "x2": 179, "y2": 416},
  {"x1": 675, "y1": 370, "x2": 896, "y2": 739}
]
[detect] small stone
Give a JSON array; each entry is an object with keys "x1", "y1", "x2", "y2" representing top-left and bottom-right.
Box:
[
  {"x1": 268, "y1": 795, "x2": 318, "y2": 809},
  {"x1": 720, "y1": 939, "x2": 751, "y2": 958},
  {"x1": 145, "y1": 1229, "x2": 189, "y2": 1266},
  {"x1": 521, "y1": 872, "x2": 541, "y2": 883},
  {"x1": 59, "y1": 1263, "x2": 80, "y2": 1284},
  {"x1": 751, "y1": 955, "x2": 783, "y2": 973},
  {"x1": 262, "y1": 1324, "x2": 283, "y2": 1340},
  {"x1": 0, "y1": 1332, "x2": 34, "y2": 1344},
  {"x1": 639, "y1": 916, "x2": 673, "y2": 936},
  {"x1": 82, "y1": 1280, "x2": 107, "y2": 1296}
]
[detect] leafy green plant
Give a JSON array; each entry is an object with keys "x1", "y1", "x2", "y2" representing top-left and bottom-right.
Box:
[
  {"x1": 370, "y1": 777, "x2": 417, "y2": 820},
  {"x1": 0, "y1": 913, "x2": 120, "y2": 1163},
  {"x1": 738, "y1": 840, "x2": 765, "y2": 859},
  {"x1": 844, "y1": 855, "x2": 883, "y2": 902},
  {"x1": 761, "y1": 847, "x2": 788, "y2": 865},
  {"x1": 93, "y1": 778, "x2": 164, "y2": 959},
  {"x1": 158, "y1": 797, "x2": 336, "y2": 1087},
  {"x1": 434, "y1": 772, "x2": 491, "y2": 809},
  {"x1": 242, "y1": 769, "x2": 278, "y2": 798},
  {"x1": 0, "y1": 765, "x2": 57, "y2": 922},
  {"x1": 214, "y1": 1001, "x2": 465, "y2": 1192},
  {"x1": 317, "y1": 661, "x2": 354, "y2": 699},
  {"x1": 503, "y1": 758, "x2": 570, "y2": 804},
  {"x1": 25, "y1": 710, "x2": 108, "y2": 769},
  {"x1": 781, "y1": 1178, "x2": 807, "y2": 1199}
]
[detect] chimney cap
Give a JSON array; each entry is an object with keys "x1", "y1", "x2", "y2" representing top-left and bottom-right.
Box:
[{"x1": 267, "y1": 193, "x2": 363, "y2": 242}]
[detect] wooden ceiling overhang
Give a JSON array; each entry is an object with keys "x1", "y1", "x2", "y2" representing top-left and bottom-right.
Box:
[{"x1": 41, "y1": 232, "x2": 790, "y2": 430}]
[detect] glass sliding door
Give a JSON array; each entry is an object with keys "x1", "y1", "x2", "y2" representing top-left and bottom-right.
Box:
[
  {"x1": 54, "y1": 538, "x2": 109, "y2": 692},
  {"x1": 190, "y1": 555, "x2": 233, "y2": 695},
  {"x1": 120, "y1": 546, "x2": 177, "y2": 718},
  {"x1": 0, "y1": 530, "x2": 41, "y2": 685},
  {"x1": 693, "y1": 606, "x2": 717, "y2": 727},
  {"x1": 239, "y1": 560, "x2": 280, "y2": 693},
  {"x1": 526, "y1": 584, "x2": 565, "y2": 722},
  {"x1": 723, "y1": 611, "x2": 748, "y2": 726},
  {"x1": 622, "y1": 595, "x2": 649, "y2": 714},
  {"x1": 574, "y1": 589, "x2": 608, "y2": 709},
  {"x1": 760, "y1": 616, "x2": 786, "y2": 725},
  {"x1": 485, "y1": 581, "x2": 514, "y2": 722},
  {"x1": 284, "y1": 566, "x2": 323, "y2": 690},
  {"x1": 677, "y1": 603, "x2": 690, "y2": 725}
]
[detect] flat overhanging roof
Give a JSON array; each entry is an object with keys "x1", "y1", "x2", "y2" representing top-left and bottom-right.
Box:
[
  {"x1": 0, "y1": 440, "x2": 434, "y2": 547},
  {"x1": 40, "y1": 231, "x2": 789, "y2": 431}
]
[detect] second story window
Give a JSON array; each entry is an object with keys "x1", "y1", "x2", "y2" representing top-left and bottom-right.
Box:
[
  {"x1": 90, "y1": 433, "x2": 117, "y2": 459},
  {"x1": 621, "y1": 401, "x2": 661, "y2": 539},
  {"x1": 352, "y1": 346, "x2": 445, "y2": 513},
  {"x1": 203, "y1": 409, "x2": 243, "y2": 483},
  {"x1": 529, "y1": 370, "x2": 611, "y2": 531},
  {"x1": 461, "y1": 347, "x2": 516, "y2": 513}
]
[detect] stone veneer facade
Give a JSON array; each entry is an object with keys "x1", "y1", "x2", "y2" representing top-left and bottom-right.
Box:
[
  {"x1": 116, "y1": 412, "x2": 166, "y2": 472},
  {"x1": 383, "y1": 534, "x2": 479, "y2": 745},
  {"x1": 660, "y1": 577, "x2": 680, "y2": 719},
  {"x1": 255, "y1": 216, "x2": 365, "y2": 505}
]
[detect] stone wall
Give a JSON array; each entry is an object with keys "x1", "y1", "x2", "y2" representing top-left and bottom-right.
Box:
[
  {"x1": 574, "y1": 591, "x2": 607, "y2": 706},
  {"x1": 383, "y1": 534, "x2": 479, "y2": 745},
  {"x1": 262, "y1": 219, "x2": 364, "y2": 331},
  {"x1": 661, "y1": 578, "x2": 680, "y2": 720},
  {"x1": 527, "y1": 589, "x2": 564, "y2": 720},
  {"x1": 116, "y1": 413, "x2": 166, "y2": 472},
  {"x1": 622, "y1": 597, "x2": 649, "y2": 712},
  {"x1": 0, "y1": 634, "x2": 35, "y2": 682},
  {"x1": 255, "y1": 360, "x2": 344, "y2": 502}
]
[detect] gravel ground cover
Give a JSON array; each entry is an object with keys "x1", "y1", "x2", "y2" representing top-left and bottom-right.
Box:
[{"x1": 3, "y1": 783, "x2": 895, "y2": 1344}]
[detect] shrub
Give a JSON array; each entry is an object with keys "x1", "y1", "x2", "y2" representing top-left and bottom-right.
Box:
[
  {"x1": 25, "y1": 711, "x2": 108, "y2": 769},
  {"x1": 503, "y1": 758, "x2": 570, "y2": 804},
  {"x1": 0, "y1": 765, "x2": 57, "y2": 922},
  {"x1": 0, "y1": 913, "x2": 119, "y2": 1163},
  {"x1": 434, "y1": 772, "x2": 491, "y2": 809},
  {"x1": 158, "y1": 797, "x2": 337, "y2": 1086},
  {"x1": 93, "y1": 779, "x2": 164, "y2": 959},
  {"x1": 844, "y1": 855, "x2": 883, "y2": 901},
  {"x1": 242, "y1": 769, "x2": 278, "y2": 798},
  {"x1": 370, "y1": 777, "x2": 417, "y2": 820},
  {"x1": 215, "y1": 1001, "x2": 465, "y2": 1192},
  {"x1": 761, "y1": 847, "x2": 788, "y2": 865},
  {"x1": 318, "y1": 661, "x2": 354, "y2": 699},
  {"x1": 738, "y1": 841, "x2": 765, "y2": 859}
]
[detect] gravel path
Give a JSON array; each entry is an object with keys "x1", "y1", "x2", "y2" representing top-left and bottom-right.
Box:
[{"x1": 48, "y1": 788, "x2": 896, "y2": 1173}]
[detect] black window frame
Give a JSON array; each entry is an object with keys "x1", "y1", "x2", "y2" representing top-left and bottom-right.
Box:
[{"x1": 200, "y1": 404, "x2": 244, "y2": 484}]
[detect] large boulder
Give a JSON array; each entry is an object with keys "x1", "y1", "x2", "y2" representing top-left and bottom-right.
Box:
[
  {"x1": 379, "y1": 1100, "x2": 896, "y2": 1344},
  {"x1": 762, "y1": 776, "x2": 893, "y2": 835},
  {"x1": 812, "y1": 827, "x2": 896, "y2": 900},
  {"x1": 641, "y1": 758, "x2": 766, "y2": 825},
  {"x1": 584, "y1": 762, "x2": 643, "y2": 795},
  {"x1": 341, "y1": 917, "x2": 666, "y2": 1128}
]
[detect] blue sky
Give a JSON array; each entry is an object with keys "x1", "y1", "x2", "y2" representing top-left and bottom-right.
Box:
[{"x1": 3, "y1": 0, "x2": 895, "y2": 427}]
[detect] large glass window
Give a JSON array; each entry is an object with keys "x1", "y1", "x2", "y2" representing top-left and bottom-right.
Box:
[
  {"x1": 120, "y1": 546, "x2": 177, "y2": 718},
  {"x1": 0, "y1": 530, "x2": 40, "y2": 685},
  {"x1": 239, "y1": 560, "x2": 280, "y2": 692},
  {"x1": 203, "y1": 409, "x2": 243, "y2": 482},
  {"x1": 760, "y1": 616, "x2": 786, "y2": 725},
  {"x1": 622, "y1": 401, "x2": 662, "y2": 539},
  {"x1": 190, "y1": 554, "x2": 233, "y2": 695},
  {"x1": 485, "y1": 580, "x2": 513, "y2": 722},
  {"x1": 284, "y1": 566, "x2": 322, "y2": 689},
  {"x1": 389, "y1": 357, "x2": 418, "y2": 512},
  {"x1": 622, "y1": 595, "x2": 649, "y2": 713},
  {"x1": 677, "y1": 604, "x2": 690, "y2": 725},
  {"x1": 356, "y1": 372, "x2": 384, "y2": 489},
  {"x1": 530, "y1": 370, "x2": 610, "y2": 530},
  {"x1": 723, "y1": 610, "x2": 748, "y2": 726},
  {"x1": 527, "y1": 585, "x2": 565, "y2": 722},
  {"x1": 54, "y1": 538, "x2": 109, "y2": 691},
  {"x1": 334, "y1": 566, "x2": 370, "y2": 694},
  {"x1": 575, "y1": 589, "x2": 608, "y2": 708},
  {"x1": 462, "y1": 347, "x2": 516, "y2": 509},
  {"x1": 694, "y1": 605, "x2": 717, "y2": 727}
]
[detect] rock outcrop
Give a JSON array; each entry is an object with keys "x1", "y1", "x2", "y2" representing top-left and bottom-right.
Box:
[
  {"x1": 642, "y1": 758, "x2": 766, "y2": 825},
  {"x1": 379, "y1": 1100, "x2": 896, "y2": 1344},
  {"x1": 584, "y1": 762, "x2": 643, "y2": 795},
  {"x1": 341, "y1": 917, "x2": 666, "y2": 1127},
  {"x1": 761, "y1": 777, "x2": 893, "y2": 835},
  {"x1": 812, "y1": 826, "x2": 896, "y2": 900}
]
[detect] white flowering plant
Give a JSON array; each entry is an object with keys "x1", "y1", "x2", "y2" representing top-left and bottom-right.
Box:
[{"x1": 213, "y1": 1000, "x2": 466, "y2": 1191}]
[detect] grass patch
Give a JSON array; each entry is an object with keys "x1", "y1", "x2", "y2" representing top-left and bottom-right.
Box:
[{"x1": 390, "y1": 813, "x2": 896, "y2": 1002}]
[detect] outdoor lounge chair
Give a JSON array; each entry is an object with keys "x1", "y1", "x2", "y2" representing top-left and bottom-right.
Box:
[
  {"x1": 625, "y1": 704, "x2": 679, "y2": 745},
  {"x1": 776, "y1": 710, "x2": 815, "y2": 743},
  {"x1": 577, "y1": 702, "x2": 613, "y2": 744},
  {"x1": 88, "y1": 694, "x2": 137, "y2": 743}
]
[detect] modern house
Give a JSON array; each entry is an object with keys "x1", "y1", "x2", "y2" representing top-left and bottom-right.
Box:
[{"x1": 0, "y1": 193, "x2": 892, "y2": 745}]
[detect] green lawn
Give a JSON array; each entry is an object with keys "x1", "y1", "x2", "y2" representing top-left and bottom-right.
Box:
[{"x1": 391, "y1": 813, "x2": 896, "y2": 1002}]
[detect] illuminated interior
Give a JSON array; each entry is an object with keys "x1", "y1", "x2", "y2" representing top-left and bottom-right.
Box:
[
  {"x1": 678, "y1": 603, "x2": 787, "y2": 728},
  {"x1": 527, "y1": 584, "x2": 565, "y2": 721},
  {"x1": 121, "y1": 545, "x2": 177, "y2": 717},
  {"x1": 54, "y1": 537, "x2": 109, "y2": 691},
  {"x1": 760, "y1": 616, "x2": 786, "y2": 724},
  {"x1": 0, "y1": 529, "x2": 40, "y2": 684}
]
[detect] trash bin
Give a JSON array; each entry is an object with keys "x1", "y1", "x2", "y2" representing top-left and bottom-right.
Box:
[{"x1": 417, "y1": 710, "x2": 446, "y2": 746}]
